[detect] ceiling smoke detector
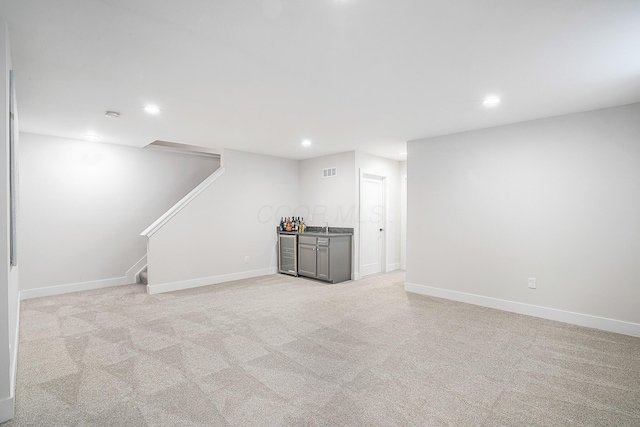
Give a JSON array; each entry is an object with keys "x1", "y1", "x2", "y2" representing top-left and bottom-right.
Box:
[{"x1": 105, "y1": 111, "x2": 120, "y2": 118}]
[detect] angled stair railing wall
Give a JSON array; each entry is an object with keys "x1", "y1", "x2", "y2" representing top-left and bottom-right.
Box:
[
  {"x1": 139, "y1": 158, "x2": 226, "y2": 287},
  {"x1": 140, "y1": 166, "x2": 226, "y2": 238},
  {"x1": 135, "y1": 145, "x2": 225, "y2": 285}
]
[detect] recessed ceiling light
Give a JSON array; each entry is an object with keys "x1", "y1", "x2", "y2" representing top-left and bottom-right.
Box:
[
  {"x1": 83, "y1": 133, "x2": 100, "y2": 142},
  {"x1": 301, "y1": 139, "x2": 312, "y2": 147},
  {"x1": 144, "y1": 105, "x2": 161, "y2": 114},
  {"x1": 483, "y1": 96, "x2": 501, "y2": 107},
  {"x1": 105, "y1": 111, "x2": 120, "y2": 119}
]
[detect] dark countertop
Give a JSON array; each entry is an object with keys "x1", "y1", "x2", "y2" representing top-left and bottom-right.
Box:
[
  {"x1": 279, "y1": 231, "x2": 353, "y2": 237},
  {"x1": 278, "y1": 226, "x2": 353, "y2": 237}
]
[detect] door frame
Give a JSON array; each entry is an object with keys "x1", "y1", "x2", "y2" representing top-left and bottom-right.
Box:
[
  {"x1": 359, "y1": 170, "x2": 387, "y2": 277},
  {"x1": 400, "y1": 174, "x2": 407, "y2": 270}
]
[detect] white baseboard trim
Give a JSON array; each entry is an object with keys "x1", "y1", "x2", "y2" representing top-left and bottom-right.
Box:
[
  {"x1": 147, "y1": 267, "x2": 278, "y2": 295},
  {"x1": 404, "y1": 282, "x2": 640, "y2": 337},
  {"x1": 0, "y1": 396, "x2": 15, "y2": 424},
  {"x1": 21, "y1": 275, "x2": 132, "y2": 300},
  {"x1": 21, "y1": 258, "x2": 147, "y2": 300}
]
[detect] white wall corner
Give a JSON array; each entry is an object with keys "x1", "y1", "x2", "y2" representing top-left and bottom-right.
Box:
[
  {"x1": 404, "y1": 282, "x2": 640, "y2": 337},
  {"x1": 218, "y1": 148, "x2": 226, "y2": 168},
  {"x1": 386, "y1": 263, "x2": 400, "y2": 272},
  {"x1": 146, "y1": 267, "x2": 278, "y2": 295},
  {"x1": 0, "y1": 396, "x2": 15, "y2": 424},
  {"x1": 126, "y1": 254, "x2": 147, "y2": 283},
  {"x1": 1, "y1": 297, "x2": 20, "y2": 424},
  {"x1": 10, "y1": 296, "x2": 19, "y2": 393}
]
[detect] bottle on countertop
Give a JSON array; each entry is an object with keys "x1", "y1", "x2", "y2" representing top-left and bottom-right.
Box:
[
  {"x1": 286, "y1": 217, "x2": 292, "y2": 232},
  {"x1": 279, "y1": 217, "x2": 284, "y2": 232},
  {"x1": 300, "y1": 217, "x2": 305, "y2": 233},
  {"x1": 294, "y1": 217, "x2": 299, "y2": 232}
]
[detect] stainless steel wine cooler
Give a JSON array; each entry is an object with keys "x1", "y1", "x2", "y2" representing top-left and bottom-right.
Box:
[{"x1": 278, "y1": 233, "x2": 298, "y2": 276}]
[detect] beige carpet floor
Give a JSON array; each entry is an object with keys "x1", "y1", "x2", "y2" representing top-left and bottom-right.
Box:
[{"x1": 3, "y1": 271, "x2": 640, "y2": 426}]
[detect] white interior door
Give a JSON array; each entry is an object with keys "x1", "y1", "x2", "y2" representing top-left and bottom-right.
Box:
[{"x1": 360, "y1": 173, "x2": 385, "y2": 277}]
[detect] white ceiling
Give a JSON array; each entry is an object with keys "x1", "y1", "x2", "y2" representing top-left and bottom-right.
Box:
[{"x1": 2, "y1": 0, "x2": 640, "y2": 160}]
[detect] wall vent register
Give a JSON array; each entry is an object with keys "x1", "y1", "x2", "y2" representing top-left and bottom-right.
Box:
[{"x1": 322, "y1": 167, "x2": 337, "y2": 178}]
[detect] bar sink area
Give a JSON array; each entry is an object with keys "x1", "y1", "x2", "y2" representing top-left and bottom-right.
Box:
[{"x1": 277, "y1": 221, "x2": 353, "y2": 284}]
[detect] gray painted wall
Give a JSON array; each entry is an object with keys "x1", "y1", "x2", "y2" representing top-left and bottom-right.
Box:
[
  {"x1": 407, "y1": 103, "x2": 640, "y2": 326},
  {"x1": 19, "y1": 133, "x2": 218, "y2": 292}
]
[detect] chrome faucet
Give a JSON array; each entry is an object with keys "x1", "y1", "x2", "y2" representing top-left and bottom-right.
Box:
[{"x1": 324, "y1": 222, "x2": 329, "y2": 234}]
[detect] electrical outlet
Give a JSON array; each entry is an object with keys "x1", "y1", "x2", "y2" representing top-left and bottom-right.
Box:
[
  {"x1": 528, "y1": 277, "x2": 537, "y2": 289},
  {"x1": 244, "y1": 256, "x2": 251, "y2": 264}
]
